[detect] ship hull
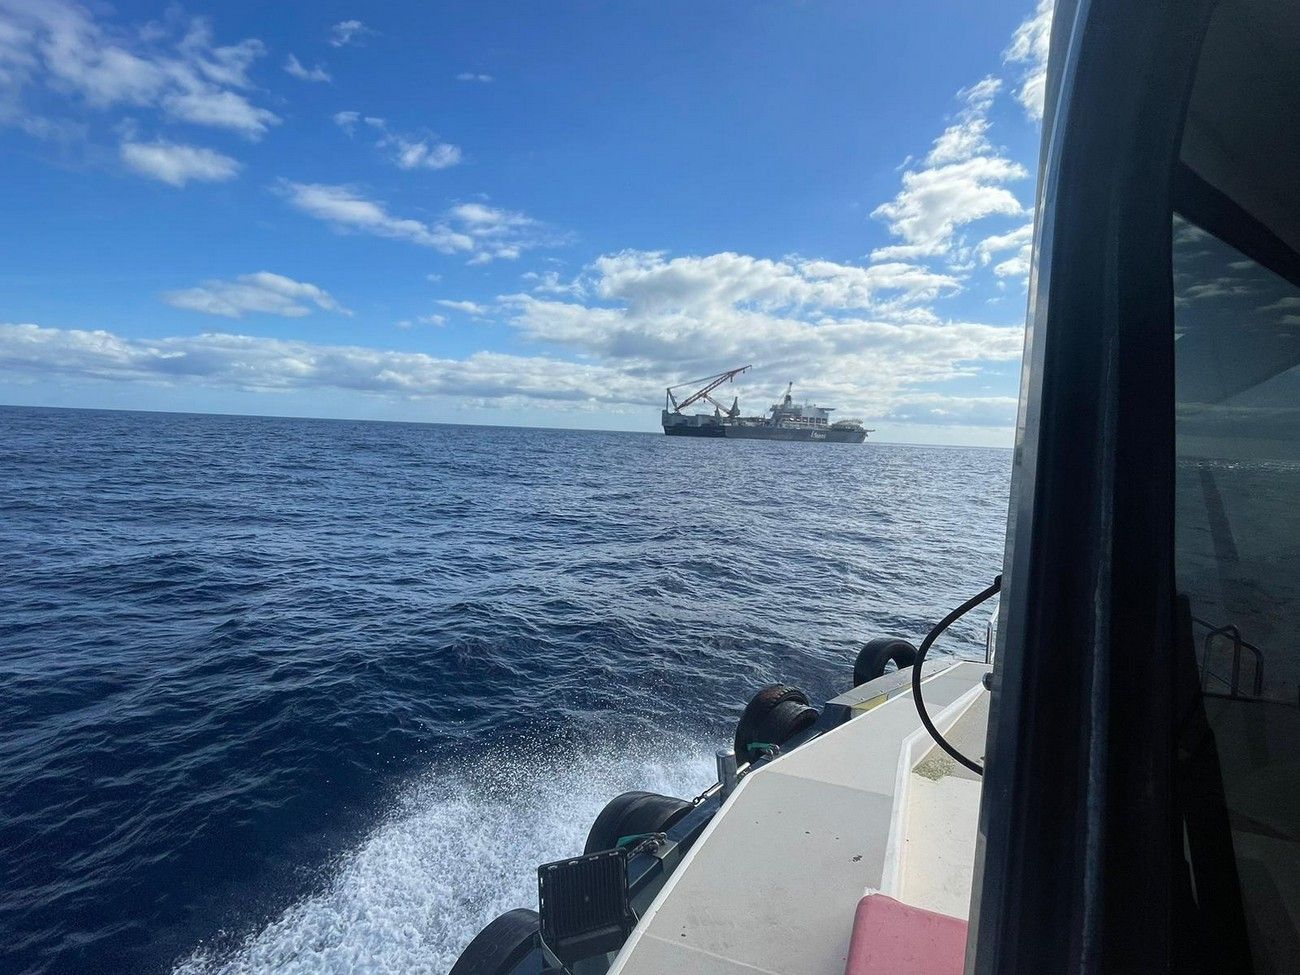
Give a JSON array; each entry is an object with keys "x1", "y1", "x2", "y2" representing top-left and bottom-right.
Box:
[{"x1": 663, "y1": 420, "x2": 866, "y2": 443}]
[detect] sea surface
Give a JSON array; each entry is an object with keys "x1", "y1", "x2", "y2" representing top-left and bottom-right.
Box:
[{"x1": 0, "y1": 406, "x2": 1011, "y2": 975}]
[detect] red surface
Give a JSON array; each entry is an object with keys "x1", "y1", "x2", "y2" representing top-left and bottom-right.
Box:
[{"x1": 843, "y1": 894, "x2": 968, "y2": 975}]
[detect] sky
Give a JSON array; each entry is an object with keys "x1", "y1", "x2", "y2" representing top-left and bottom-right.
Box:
[{"x1": 0, "y1": 0, "x2": 1053, "y2": 445}]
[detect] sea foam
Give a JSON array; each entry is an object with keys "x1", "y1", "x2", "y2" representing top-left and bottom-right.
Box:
[{"x1": 175, "y1": 741, "x2": 714, "y2": 975}]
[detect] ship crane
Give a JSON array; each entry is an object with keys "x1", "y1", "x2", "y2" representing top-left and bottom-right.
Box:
[{"x1": 665, "y1": 365, "x2": 751, "y2": 415}]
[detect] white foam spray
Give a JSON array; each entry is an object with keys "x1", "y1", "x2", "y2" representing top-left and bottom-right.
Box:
[{"x1": 175, "y1": 738, "x2": 715, "y2": 975}]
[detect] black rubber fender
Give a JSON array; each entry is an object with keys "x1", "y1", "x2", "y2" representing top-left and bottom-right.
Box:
[
  {"x1": 733, "y1": 683, "x2": 818, "y2": 765},
  {"x1": 449, "y1": 908, "x2": 540, "y2": 975},
  {"x1": 584, "y1": 790, "x2": 694, "y2": 854},
  {"x1": 853, "y1": 637, "x2": 919, "y2": 686}
]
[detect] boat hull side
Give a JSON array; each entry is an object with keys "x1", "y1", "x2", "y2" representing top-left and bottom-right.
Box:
[
  {"x1": 663, "y1": 424, "x2": 726, "y2": 438},
  {"x1": 661, "y1": 422, "x2": 866, "y2": 443},
  {"x1": 720, "y1": 426, "x2": 866, "y2": 443}
]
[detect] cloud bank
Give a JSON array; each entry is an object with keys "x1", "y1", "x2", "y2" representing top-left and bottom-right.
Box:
[{"x1": 0, "y1": 242, "x2": 1024, "y2": 428}]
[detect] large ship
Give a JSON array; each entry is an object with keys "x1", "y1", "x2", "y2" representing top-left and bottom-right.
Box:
[{"x1": 661, "y1": 365, "x2": 869, "y2": 443}]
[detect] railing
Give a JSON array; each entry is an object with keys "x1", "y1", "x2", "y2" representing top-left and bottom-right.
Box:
[{"x1": 1192, "y1": 617, "x2": 1264, "y2": 699}]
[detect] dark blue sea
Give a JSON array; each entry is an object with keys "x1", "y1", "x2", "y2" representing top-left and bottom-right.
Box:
[{"x1": 0, "y1": 406, "x2": 1011, "y2": 975}]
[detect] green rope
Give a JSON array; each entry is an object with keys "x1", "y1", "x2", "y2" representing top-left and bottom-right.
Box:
[{"x1": 746, "y1": 741, "x2": 779, "y2": 756}]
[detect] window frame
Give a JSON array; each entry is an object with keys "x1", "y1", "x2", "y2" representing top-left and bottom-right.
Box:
[{"x1": 968, "y1": 1, "x2": 1220, "y2": 972}]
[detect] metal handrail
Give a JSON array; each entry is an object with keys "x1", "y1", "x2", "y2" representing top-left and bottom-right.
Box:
[{"x1": 1192, "y1": 616, "x2": 1264, "y2": 698}]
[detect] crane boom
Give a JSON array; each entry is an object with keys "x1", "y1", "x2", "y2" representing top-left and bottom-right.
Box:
[{"x1": 665, "y1": 365, "x2": 752, "y2": 413}]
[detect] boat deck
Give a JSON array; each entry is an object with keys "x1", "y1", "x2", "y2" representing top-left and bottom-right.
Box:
[{"x1": 609, "y1": 660, "x2": 991, "y2": 975}]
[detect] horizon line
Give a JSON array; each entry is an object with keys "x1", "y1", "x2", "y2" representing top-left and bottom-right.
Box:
[{"x1": 0, "y1": 401, "x2": 1013, "y2": 449}]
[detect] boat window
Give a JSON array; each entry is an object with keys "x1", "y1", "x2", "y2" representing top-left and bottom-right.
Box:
[{"x1": 1174, "y1": 0, "x2": 1300, "y2": 967}]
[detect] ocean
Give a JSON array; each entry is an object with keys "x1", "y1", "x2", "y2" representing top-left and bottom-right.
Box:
[{"x1": 0, "y1": 405, "x2": 1011, "y2": 975}]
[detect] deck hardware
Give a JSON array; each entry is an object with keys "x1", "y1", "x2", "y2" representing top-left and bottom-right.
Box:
[
  {"x1": 537, "y1": 849, "x2": 636, "y2": 968},
  {"x1": 715, "y1": 747, "x2": 738, "y2": 796}
]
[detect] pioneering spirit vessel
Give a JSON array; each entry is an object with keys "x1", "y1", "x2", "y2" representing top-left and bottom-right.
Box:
[{"x1": 660, "y1": 365, "x2": 869, "y2": 443}]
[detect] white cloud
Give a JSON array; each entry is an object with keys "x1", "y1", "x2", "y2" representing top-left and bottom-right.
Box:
[
  {"x1": 871, "y1": 156, "x2": 1026, "y2": 261},
  {"x1": 975, "y1": 223, "x2": 1032, "y2": 262},
  {"x1": 993, "y1": 254, "x2": 1030, "y2": 279},
  {"x1": 391, "y1": 139, "x2": 461, "y2": 170},
  {"x1": 925, "y1": 76, "x2": 1001, "y2": 166},
  {"x1": 456, "y1": 72, "x2": 493, "y2": 83},
  {"x1": 976, "y1": 221, "x2": 1033, "y2": 279},
  {"x1": 587, "y1": 250, "x2": 957, "y2": 316},
  {"x1": 334, "y1": 114, "x2": 463, "y2": 171},
  {"x1": 279, "y1": 182, "x2": 555, "y2": 265},
  {"x1": 1005, "y1": 0, "x2": 1053, "y2": 122},
  {"x1": 9, "y1": 114, "x2": 87, "y2": 141},
  {"x1": 871, "y1": 78, "x2": 1027, "y2": 261},
  {"x1": 435, "y1": 299, "x2": 488, "y2": 316},
  {"x1": 364, "y1": 116, "x2": 462, "y2": 170},
  {"x1": 332, "y1": 109, "x2": 359, "y2": 134},
  {"x1": 0, "y1": 241, "x2": 1025, "y2": 430},
  {"x1": 393, "y1": 315, "x2": 447, "y2": 329},
  {"x1": 1258, "y1": 297, "x2": 1300, "y2": 312},
  {"x1": 284, "y1": 53, "x2": 330, "y2": 83},
  {"x1": 447, "y1": 203, "x2": 549, "y2": 262},
  {"x1": 160, "y1": 88, "x2": 278, "y2": 138},
  {"x1": 508, "y1": 292, "x2": 1017, "y2": 372},
  {"x1": 278, "y1": 181, "x2": 476, "y2": 253},
  {"x1": 496, "y1": 249, "x2": 1021, "y2": 421},
  {"x1": 0, "y1": 316, "x2": 1020, "y2": 429},
  {"x1": 329, "y1": 20, "x2": 373, "y2": 48},
  {"x1": 451, "y1": 202, "x2": 531, "y2": 229},
  {"x1": 162, "y1": 272, "x2": 350, "y2": 318},
  {"x1": 866, "y1": 9, "x2": 1052, "y2": 291},
  {"x1": 523, "y1": 270, "x2": 583, "y2": 297},
  {"x1": 0, "y1": 0, "x2": 279, "y2": 139},
  {"x1": 0, "y1": 323, "x2": 653, "y2": 408},
  {"x1": 119, "y1": 138, "x2": 240, "y2": 186}
]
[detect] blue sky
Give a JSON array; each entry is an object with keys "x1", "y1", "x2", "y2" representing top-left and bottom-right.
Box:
[{"x1": 0, "y1": 0, "x2": 1052, "y2": 445}]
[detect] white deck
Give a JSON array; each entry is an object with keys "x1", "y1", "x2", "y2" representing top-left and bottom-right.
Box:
[{"x1": 609, "y1": 661, "x2": 991, "y2": 975}]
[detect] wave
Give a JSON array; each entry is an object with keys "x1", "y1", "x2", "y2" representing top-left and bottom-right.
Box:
[{"x1": 174, "y1": 740, "x2": 715, "y2": 975}]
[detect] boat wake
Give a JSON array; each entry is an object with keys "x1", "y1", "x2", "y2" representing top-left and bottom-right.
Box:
[{"x1": 173, "y1": 739, "x2": 716, "y2": 975}]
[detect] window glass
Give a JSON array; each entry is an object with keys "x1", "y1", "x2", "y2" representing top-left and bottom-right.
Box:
[
  {"x1": 1174, "y1": 3, "x2": 1300, "y2": 965},
  {"x1": 1175, "y1": 216, "x2": 1300, "y2": 703},
  {"x1": 1174, "y1": 1, "x2": 1300, "y2": 967},
  {"x1": 1174, "y1": 209, "x2": 1300, "y2": 971}
]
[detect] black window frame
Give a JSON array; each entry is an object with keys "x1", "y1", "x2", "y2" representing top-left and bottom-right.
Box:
[{"x1": 968, "y1": 1, "x2": 1222, "y2": 972}]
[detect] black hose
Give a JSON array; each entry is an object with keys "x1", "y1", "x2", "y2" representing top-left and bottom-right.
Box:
[{"x1": 911, "y1": 575, "x2": 1002, "y2": 777}]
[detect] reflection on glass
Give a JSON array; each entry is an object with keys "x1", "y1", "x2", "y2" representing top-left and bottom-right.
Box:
[{"x1": 1174, "y1": 213, "x2": 1300, "y2": 969}]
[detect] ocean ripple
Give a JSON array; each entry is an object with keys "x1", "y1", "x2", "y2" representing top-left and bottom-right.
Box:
[{"x1": 0, "y1": 407, "x2": 1010, "y2": 975}]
